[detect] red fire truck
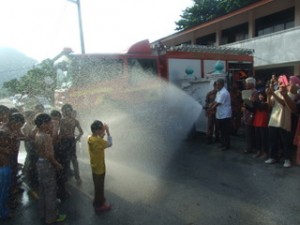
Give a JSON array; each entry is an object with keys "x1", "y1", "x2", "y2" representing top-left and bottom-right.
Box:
[{"x1": 53, "y1": 39, "x2": 254, "y2": 132}]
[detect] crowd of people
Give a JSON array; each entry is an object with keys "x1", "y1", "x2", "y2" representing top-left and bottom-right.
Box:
[
  {"x1": 204, "y1": 74, "x2": 300, "y2": 168},
  {"x1": 0, "y1": 101, "x2": 113, "y2": 223}
]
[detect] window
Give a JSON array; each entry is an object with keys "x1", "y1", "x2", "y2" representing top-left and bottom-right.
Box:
[
  {"x1": 221, "y1": 23, "x2": 248, "y2": 44},
  {"x1": 196, "y1": 33, "x2": 216, "y2": 46},
  {"x1": 256, "y1": 7, "x2": 294, "y2": 37}
]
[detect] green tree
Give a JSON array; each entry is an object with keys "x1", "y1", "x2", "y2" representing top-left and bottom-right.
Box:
[
  {"x1": 3, "y1": 58, "x2": 57, "y2": 104},
  {"x1": 3, "y1": 78, "x2": 21, "y2": 94},
  {"x1": 175, "y1": 0, "x2": 261, "y2": 31}
]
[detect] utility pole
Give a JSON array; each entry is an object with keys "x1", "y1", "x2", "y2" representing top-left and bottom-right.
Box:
[{"x1": 68, "y1": 0, "x2": 85, "y2": 54}]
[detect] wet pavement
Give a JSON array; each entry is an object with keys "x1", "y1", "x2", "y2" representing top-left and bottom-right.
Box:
[{"x1": 2, "y1": 132, "x2": 300, "y2": 225}]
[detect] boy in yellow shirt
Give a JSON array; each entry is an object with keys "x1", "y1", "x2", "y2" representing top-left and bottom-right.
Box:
[{"x1": 87, "y1": 120, "x2": 112, "y2": 212}]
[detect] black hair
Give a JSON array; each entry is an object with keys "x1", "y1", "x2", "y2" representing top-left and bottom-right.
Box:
[
  {"x1": 91, "y1": 120, "x2": 103, "y2": 133},
  {"x1": 34, "y1": 113, "x2": 51, "y2": 128},
  {"x1": 50, "y1": 109, "x2": 62, "y2": 118},
  {"x1": 0, "y1": 105, "x2": 10, "y2": 114},
  {"x1": 9, "y1": 112, "x2": 25, "y2": 125},
  {"x1": 61, "y1": 103, "x2": 73, "y2": 112},
  {"x1": 216, "y1": 78, "x2": 225, "y2": 86},
  {"x1": 9, "y1": 107, "x2": 19, "y2": 114},
  {"x1": 258, "y1": 91, "x2": 267, "y2": 98},
  {"x1": 35, "y1": 103, "x2": 45, "y2": 111}
]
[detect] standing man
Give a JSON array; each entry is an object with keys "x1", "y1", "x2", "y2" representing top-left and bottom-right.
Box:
[
  {"x1": 242, "y1": 77, "x2": 258, "y2": 154},
  {"x1": 208, "y1": 78, "x2": 232, "y2": 151}
]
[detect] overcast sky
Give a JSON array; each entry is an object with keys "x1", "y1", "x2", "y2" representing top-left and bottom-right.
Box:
[{"x1": 0, "y1": 0, "x2": 193, "y2": 61}]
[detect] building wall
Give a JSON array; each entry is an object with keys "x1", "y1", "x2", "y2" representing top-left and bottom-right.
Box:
[{"x1": 155, "y1": 0, "x2": 300, "y2": 75}]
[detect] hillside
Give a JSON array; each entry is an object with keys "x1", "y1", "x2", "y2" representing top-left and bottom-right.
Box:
[{"x1": 0, "y1": 47, "x2": 37, "y2": 87}]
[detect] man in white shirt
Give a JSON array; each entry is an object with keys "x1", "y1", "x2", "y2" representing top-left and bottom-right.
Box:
[{"x1": 208, "y1": 78, "x2": 232, "y2": 151}]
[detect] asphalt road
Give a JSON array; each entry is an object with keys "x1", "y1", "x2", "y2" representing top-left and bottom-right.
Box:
[
  {"x1": 1, "y1": 94, "x2": 300, "y2": 225},
  {"x1": 3, "y1": 132, "x2": 300, "y2": 225}
]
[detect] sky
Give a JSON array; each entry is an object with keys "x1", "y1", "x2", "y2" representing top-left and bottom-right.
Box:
[{"x1": 0, "y1": 0, "x2": 193, "y2": 62}]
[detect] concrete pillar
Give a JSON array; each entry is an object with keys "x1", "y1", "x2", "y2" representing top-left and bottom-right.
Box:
[
  {"x1": 294, "y1": 64, "x2": 300, "y2": 75},
  {"x1": 216, "y1": 28, "x2": 221, "y2": 46},
  {"x1": 191, "y1": 32, "x2": 196, "y2": 45},
  {"x1": 248, "y1": 10, "x2": 255, "y2": 38},
  {"x1": 295, "y1": 0, "x2": 300, "y2": 26}
]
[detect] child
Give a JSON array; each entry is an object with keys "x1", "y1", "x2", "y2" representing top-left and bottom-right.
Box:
[
  {"x1": 252, "y1": 91, "x2": 269, "y2": 159},
  {"x1": 21, "y1": 110, "x2": 39, "y2": 191},
  {"x1": 34, "y1": 113, "x2": 66, "y2": 224},
  {"x1": 87, "y1": 120, "x2": 112, "y2": 212},
  {"x1": 0, "y1": 105, "x2": 10, "y2": 125},
  {"x1": 3, "y1": 113, "x2": 25, "y2": 209},
  {"x1": 50, "y1": 109, "x2": 66, "y2": 200},
  {"x1": 59, "y1": 104, "x2": 83, "y2": 185},
  {"x1": 50, "y1": 110, "x2": 61, "y2": 145},
  {"x1": 0, "y1": 129, "x2": 13, "y2": 220}
]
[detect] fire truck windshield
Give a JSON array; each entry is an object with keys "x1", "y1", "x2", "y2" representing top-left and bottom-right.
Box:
[
  {"x1": 56, "y1": 56, "x2": 124, "y2": 89},
  {"x1": 55, "y1": 55, "x2": 158, "y2": 90}
]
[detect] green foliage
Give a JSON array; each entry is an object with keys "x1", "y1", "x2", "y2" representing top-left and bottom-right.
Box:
[
  {"x1": 3, "y1": 79, "x2": 20, "y2": 93},
  {"x1": 175, "y1": 0, "x2": 261, "y2": 30},
  {"x1": 3, "y1": 59, "x2": 56, "y2": 103}
]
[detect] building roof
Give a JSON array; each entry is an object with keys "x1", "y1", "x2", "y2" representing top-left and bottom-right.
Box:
[
  {"x1": 155, "y1": 0, "x2": 273, "y2": 43},
  {"x1": 157, "y1": 44, "x2": 254, "y2": 56}
]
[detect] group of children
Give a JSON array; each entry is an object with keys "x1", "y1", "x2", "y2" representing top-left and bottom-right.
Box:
[{"x1": 0, "y1": 102, "x2": 113, "y2": 224}]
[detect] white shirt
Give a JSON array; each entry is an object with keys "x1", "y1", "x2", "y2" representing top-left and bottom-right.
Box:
[{"x1": 215, "y1": 86, "x2": 232, "y2": 119}]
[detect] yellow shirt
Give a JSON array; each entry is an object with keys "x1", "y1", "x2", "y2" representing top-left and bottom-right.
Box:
[{"x1": 87, "y1": 135, "x2": 111, "y2": 175}]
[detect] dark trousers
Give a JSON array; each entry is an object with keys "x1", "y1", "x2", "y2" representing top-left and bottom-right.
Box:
[
  {"x1": 217, "y1": 117, "x2": 231, "y2": 148},
  {"x1": 59, "y1": 137, "x2": 80, "y2": 180},
  {"x1": 92, "y1": 173, "x2": 105, "y2": 208},
  {"x1": 255, "y1": 127, "x2": 268, "y2": 154},
  {"x1": 268, "y1": 126, "x2": 292, "y2": 160},
  {"x1": 55, "y1": 142, "x2": 68, "y2": 200}
]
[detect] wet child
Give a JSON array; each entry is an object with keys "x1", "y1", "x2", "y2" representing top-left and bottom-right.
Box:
[
  {"x1": 21, "y1": 110, "x2": 39, "y2": 190},
  {"x1": 1, "y1": 113, "x2": 25, "y2": 210},
  {"x1": 87, "y1": 120, "x2": 112, "y2": 212},
  {"x1": 59, "y1": 104, "x2": 83, "y2": 186},
  {"x1": 50, "y1": 109, "x2": 66, "y2": 200},
  {"x1": 34, "y1": 113, "x2": 66, "y2": 224},
  {"x1": 0, "y1": 129, "x2": 13, "y2": 220},
  {"x1": 0, "y1": 104, "x2": 11, "y2": 216},
  {"x1": 0, "y1": 105, "x2": 10, "y2": 125}
]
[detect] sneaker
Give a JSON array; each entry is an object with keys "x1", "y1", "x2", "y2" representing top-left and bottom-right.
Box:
[
  {"x1": 46, "y1": 214, "x2": 66, "y2": 224},
  {"x1": 283, "y1": 160, "x2": 292, "y2": 168},
  {"x1": 265, "y1": 158, "x2": 276, "y2": 164},
  {"x1": 95, "y1": 203, "x2": 111, "y2": 212}
]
